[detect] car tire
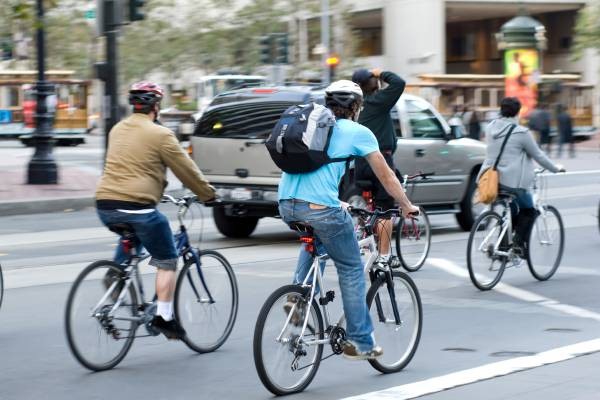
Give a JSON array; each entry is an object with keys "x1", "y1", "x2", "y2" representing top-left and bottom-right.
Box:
[
  {"x1": 213, "y1": 207, "x2": 259, "y2": 238},
  {"x1": 456, "y1": 173, "x2": 480, "y2": 232}
]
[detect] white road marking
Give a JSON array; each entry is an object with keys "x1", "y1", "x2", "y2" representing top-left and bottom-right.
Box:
[
  {"x1": 428, "y1": 258, "x2": 600, "y2": 322},
  {"x1": 340, "y1": 337, "x2": 600, "y2": 400}
]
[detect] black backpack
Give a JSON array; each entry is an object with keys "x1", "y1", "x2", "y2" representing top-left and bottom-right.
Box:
[{"x1": 266, "y1": 103, "x2": 350, "y2": 174}]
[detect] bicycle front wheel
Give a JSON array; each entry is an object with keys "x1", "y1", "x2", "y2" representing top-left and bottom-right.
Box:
[
  {"x1": 175, "y1": 250, "x2": 239, "y2": 353},
  {"x1": 527, "y1": 205, "x2": 564, "y2": 281},
  {"x1": 467, "y1": 211, "x2": 506, "y2": 290},
  {"x1": 395, "y1": 207, "x2": 431, "y2": 272},
  {"x1": 367, "y1": 270, "x2": 422, "y2": 374},
  {"x1": 253, "y1": 285, "x2": 324, "y2": 396},
  {"x1": 65, "y1": 260, "x2": 138, "y2": 371}
]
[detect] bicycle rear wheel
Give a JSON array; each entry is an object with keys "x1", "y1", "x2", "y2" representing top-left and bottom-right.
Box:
[
  {"x1": 253, "y1": 285, "x2": 324, "y2": 396},
  {"x1": 394, "y1": 207, "x2": 431, "y2": 272},
  {"x1": 527, "y1": 205, "x2": 564, "y2": 281},
  {"x1": 175, "y1": 250, "x2": 238, "y2": 353},
  {"x1": 367, "y1": 270, "x2": 422, "y2": 374},
  {"x1": 467, "y1": 211, "x2": 506, "y2": 290},
  {"x1": 65, "y1": 260, "x2": 138, "y2": 371}
]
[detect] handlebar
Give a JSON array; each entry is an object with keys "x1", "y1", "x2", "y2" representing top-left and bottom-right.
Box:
[{"x1": 161, "y1": 194, "x2": 223, "y2": 208}]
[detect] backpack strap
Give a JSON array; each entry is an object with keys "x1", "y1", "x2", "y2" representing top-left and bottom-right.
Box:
[{"x1": 493, "y1": 124, "x2": 516, "y2": 170}]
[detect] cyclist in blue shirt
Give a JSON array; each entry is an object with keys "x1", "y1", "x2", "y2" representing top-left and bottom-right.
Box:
[{"x1": 278, "y1": 80, "x2": 419, "y2": 360}]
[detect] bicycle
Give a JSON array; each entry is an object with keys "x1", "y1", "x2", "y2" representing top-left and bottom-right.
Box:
[
  {"x1": 349, "y1": 172, "x2": 433, "y2": 272},
  {"x1": 253, "y1": 207, "x2": 422, "y2": 396},
  {"x1": 466, "y1": 169, "x2": 565, "y2": 290},
  {"x1": 65, "y1": 195, "x2": 239, "y2": 371}
]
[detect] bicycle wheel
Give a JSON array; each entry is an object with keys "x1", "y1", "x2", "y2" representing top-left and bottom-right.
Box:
[
  {"x1": 395, "y1": 207, "x2": 431, "y2": 272},
  {"x1": 367, "y1": 270, "x2": 422, "y2": 374},
  {"x1": 65, "y1": 260, "x2": 138, "y2": 371},
  {"x1": 467, "y1": 211, "x2": 506, "y2": 290},
  {"x1": 253, "y1": 285, "x2": 324, "y2": 396},
  {"x1": 175, "y1": 250, "x2": 238, "y2": 353},
  {"x1": 0, "y1": 263, "x2": 3, "y2": 310},
  {"x1": 527, "y1": 205, "x2": 564, "y2": 281}
]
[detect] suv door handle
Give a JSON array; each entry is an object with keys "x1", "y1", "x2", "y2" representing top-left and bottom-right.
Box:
[
  {"x1": 245, "y1": 140, "x2": 266, "y2": 147},
  {"x1": 415, "y1": 149, "x2": 426, "y2": 157}
]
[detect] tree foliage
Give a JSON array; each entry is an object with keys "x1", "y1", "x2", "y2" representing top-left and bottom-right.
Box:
[{"x1": 573, "y1": 0, "x2": 600, "y2": 58}]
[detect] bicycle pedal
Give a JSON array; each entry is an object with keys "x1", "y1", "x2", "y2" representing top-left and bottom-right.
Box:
[{"x1": 319, "y1": 291, "x2": 335, "y2": 306}]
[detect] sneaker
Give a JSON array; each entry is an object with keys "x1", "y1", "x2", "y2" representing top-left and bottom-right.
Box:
[
  {"x1": 103, "y1": 269, "x2": 124, "y2": 302},
  {"x1": 388, "y1": 255, "x2": 402, "y2": 269},
  {"x1": 342, "y1": 341, "x2": 384, "y2": 360},
  {"x1": 283, "y1": 295, "x2": 305, "y2": 326},
  {"x1": 149, "y1": 315, "x2": 187, "y2": 340}
]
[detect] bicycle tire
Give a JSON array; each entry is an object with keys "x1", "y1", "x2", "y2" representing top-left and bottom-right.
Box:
[
  {"x1": 367, "y1": 270, "x2": 422, "y2": 374},
  {"x1": 65, "y1": 260, "x2": 138, "y2": 371},
  {"x1": 527, "y1": 205, "x2": 564, "y2": 281},
  {"x1": 253, "y1": 285, "x2": 324, "y2": 396},
  {"x1": 466, "y1": 211, "x2": 506, "y2": 291},
  {"x1": 395, "y1": 207, "x2": 431, "y2": 272},
  {"x1": 0, "y1": 263, "x2": 3, "y2": 310},
  {"x1": 175, "y1": 250, "x2": 239, "y2": 353}
]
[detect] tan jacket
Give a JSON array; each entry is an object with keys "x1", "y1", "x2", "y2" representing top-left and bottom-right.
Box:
[{"x1": 96, "y1": 113, "x2": 215, "y2": 204}]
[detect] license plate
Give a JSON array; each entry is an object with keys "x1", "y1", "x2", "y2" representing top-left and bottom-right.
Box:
[{"x1": 230, "y1": 188, "x2": 252, "y2": 201}]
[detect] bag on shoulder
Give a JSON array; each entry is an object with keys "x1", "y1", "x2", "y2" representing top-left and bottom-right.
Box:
[
  {"x1": 477, "y1": 124, "x2": 516, "y2": 204},
  {"x1": 265, "y1": 103, "x2": 349, "y2": 173}
]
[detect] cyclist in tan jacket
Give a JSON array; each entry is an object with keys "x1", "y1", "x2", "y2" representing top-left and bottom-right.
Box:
[{"x1": 96, "y1": 81, "x2": 215, "y2": 339}]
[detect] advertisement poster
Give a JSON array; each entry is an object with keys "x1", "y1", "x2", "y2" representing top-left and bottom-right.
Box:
[{"x1": 504, "y1": 49, "x2": 540, "y2": 117}]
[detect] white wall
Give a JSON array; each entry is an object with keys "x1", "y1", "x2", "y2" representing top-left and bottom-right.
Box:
[{"x1": 383, "y1": 0, "x2": 446, "y2": 81}]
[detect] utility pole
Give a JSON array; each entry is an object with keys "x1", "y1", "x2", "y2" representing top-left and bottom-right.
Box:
[
  {"x1": 320, "y1": 0, "x2": 330, "y2": 85},
  {"x1": 27, "y1": 0, "x2": 58, "y2": 184},
  {"x1": 103, "y1": 0, "x2": 120, "y2": 151}
]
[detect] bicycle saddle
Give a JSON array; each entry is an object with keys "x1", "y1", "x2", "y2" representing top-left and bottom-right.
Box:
[
  {"x1": 355, "y1": 180, "x2": 373, "y2": 190},
  {"x1": 288, "y1": 222, "x2": 314, "y2": 236},
  {"x1": 107, "y1": 223, "x2": 136, "y2": 237}
]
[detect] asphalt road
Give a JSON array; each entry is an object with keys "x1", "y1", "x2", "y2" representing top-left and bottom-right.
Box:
[{"x1": 0, "y1": 170, "x2": 599, "y2": 400}]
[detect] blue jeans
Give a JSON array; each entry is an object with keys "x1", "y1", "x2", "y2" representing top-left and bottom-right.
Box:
[
  {"x1": 279, "y1": 199, "x2": 375, "y2": 352},
  {"x1": 97, "y1": 209, "x2": 179, "y2": 270},
  {"x1": 500, "y1": 185, "x2": 534, "y2": 214}
]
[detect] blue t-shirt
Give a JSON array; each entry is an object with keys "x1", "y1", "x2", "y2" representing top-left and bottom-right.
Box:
[{"x1": 278, "y1": 118, "x2": 379, "y2": 207}]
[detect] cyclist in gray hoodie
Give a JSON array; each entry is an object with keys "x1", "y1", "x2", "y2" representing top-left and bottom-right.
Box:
[{"x1": 478, "y1": 97, "x2": 565, "y2": 254}]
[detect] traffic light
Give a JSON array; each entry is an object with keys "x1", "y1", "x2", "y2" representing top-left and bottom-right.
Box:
[
  {"x1": 129, "y1": 0, "x2": 145, "y2": 22},
  {"x1": 326, "y1": 55, "x2": 340, "y2": 81},
  {"x1": 275, "y1": 34, "x2": 288, "y2": 64},
  {"x1": 259, "y1": 35, "x2": 273, "y2": 64}
]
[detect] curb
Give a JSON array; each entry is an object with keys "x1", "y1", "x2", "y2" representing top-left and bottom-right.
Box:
[{"x1": 0, "y1": 196, "x2": 95, "y2": 217}]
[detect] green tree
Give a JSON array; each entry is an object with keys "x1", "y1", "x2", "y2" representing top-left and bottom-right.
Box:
[{"x1": 574, "y1": 1, "x2": 600, "y2": 57}]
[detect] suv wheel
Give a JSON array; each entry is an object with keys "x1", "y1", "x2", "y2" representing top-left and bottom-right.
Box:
[
  {"x1": 213, "y1": 207, "x2": 259, "y2": 238},
  {"x1": 456, "y1": 174, "x2": 484, "y2": 231}
]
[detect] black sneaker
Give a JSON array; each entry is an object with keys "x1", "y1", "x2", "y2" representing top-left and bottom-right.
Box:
[
  {"x1": 149, "y1": 316, "x2": 187, "y2": 340},
  {"x1": 103, "y1": 269, "x2": 124, "y2": 302},
  {"x1": 389, "y1": 255, "x2": 402, "y2": 269}
]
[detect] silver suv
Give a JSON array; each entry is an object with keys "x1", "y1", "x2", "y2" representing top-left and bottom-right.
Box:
[{"x1": 190, "y1": 86, "x2": 486, "y2": 238}]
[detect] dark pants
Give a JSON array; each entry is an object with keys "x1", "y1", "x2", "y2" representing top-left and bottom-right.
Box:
[
  {"x1": 500, "y1": 186, "x2": 537, "y2": 246},
  {"x1": 355, "y1": 152, "x2": 398, "y2": 210}
]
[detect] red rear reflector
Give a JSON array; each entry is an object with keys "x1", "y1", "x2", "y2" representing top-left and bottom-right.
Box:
[{"x1": 252, "y1": 88, "x2": 277, "y2": 94}]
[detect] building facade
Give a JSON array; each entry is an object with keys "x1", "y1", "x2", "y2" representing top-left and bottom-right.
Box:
[{"x1": 294, "y1": 0, "x2": 597, "y2": 87}]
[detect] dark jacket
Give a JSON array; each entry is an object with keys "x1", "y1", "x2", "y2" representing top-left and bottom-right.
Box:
[
  {"x1": 528, "y1": 108, "x2": 551, "y2": 132},
  {"x1": 357, "y1": 71, "x2": 405, "y2": 153},
  {"x1": 557, "y1": 112, "x2": 573, "y2": 142}
]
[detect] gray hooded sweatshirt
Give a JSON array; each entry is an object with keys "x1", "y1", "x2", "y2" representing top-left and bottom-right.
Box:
[{"x1": 477, "y1": 117, "x2": 559, "y2": 189}]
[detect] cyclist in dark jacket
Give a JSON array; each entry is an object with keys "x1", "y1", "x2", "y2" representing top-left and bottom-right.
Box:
[{"x1": 352, "y1": 68, "x2": 405, "y2": 262}]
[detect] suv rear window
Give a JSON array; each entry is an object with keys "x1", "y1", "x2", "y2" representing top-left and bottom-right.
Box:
[{"x1": 194, "y1": 101, "x2": 297, "y2": 139}]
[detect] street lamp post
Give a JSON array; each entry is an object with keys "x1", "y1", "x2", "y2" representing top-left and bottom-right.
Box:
[{"x1": 27, "y1": 0, "x2": 58, "y2": 184}]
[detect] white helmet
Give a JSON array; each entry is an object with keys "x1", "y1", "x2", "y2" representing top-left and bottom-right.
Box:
[{"x1": 325, "y1": 80, "x2": 363, "y2": 109}]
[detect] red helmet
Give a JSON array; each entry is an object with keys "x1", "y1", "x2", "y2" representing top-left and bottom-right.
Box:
[{"x1": 128, "y1": 81, "x2": 164, "y2": 108}]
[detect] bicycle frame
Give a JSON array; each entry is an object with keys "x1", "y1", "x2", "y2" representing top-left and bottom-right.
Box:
[
  {"x1": 277, "y1": 231, "x2": 396, "y2": 348},
  {"x1": 91, "y1": 198, "x2": 215, "y2": 324}
]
